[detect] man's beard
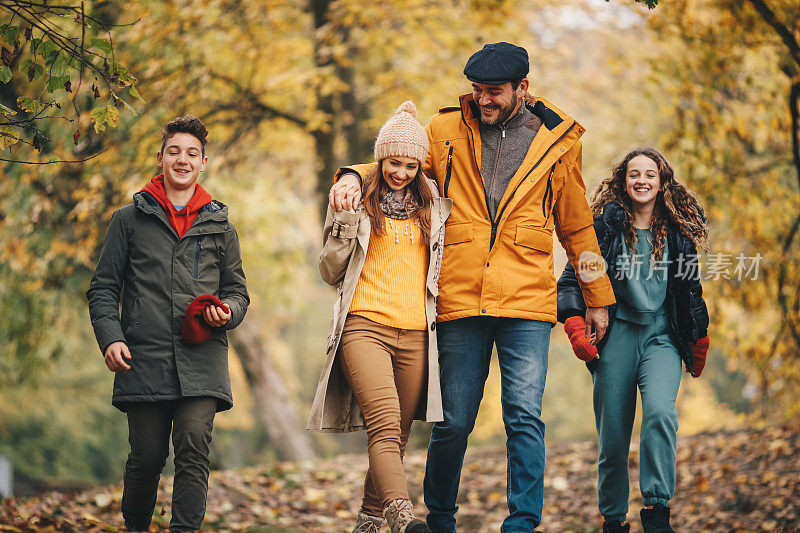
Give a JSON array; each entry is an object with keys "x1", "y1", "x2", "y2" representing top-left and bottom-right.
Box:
[{"x1": 479, "y1": 96, "x2": 519, "y2": 126}]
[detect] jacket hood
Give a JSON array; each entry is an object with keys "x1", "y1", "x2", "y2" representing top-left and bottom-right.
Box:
[
  {"x1": 141, "y1": 175, "x2": 212, "y2": 214},
  {"x1": 140, "y1": 175, "x2": 214, "y2": 237}
]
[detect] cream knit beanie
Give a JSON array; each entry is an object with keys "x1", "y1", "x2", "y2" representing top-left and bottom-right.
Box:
[{"x1": 374, "y1": 100, "x2": 429, "y2": 164}]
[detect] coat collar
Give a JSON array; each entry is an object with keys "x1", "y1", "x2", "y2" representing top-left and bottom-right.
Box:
[
  {"x1": 458, "y1": 93, "x2": 577, "y2": 136},
  {"x1": 134, "y1": 191, "x2": 230, "y2": 238},
  {"x1": 457, "y1": 93, "x2": 585, "y2": 225}
]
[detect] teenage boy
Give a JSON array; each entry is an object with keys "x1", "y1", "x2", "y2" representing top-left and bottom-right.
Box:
[{"x1": 87, "y1": 115, "x2": 249, "y2": 532}]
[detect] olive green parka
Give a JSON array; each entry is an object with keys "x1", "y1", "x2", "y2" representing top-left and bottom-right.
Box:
[{"x1": 87, "y1": 190, "x2": 249, "y2": 412}]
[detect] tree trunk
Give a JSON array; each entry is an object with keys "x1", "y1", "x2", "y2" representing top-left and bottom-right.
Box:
[
  {"x1": 230, "y1": 320, "x2": 316, "y2": 462},
  {"x1": 310, "y1": 0, "x2": 338, "y2": 213}
]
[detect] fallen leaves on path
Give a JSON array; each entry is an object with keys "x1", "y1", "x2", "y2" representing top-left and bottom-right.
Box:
[{"x1": 1, "y1": 424, "x2": 798, "y2": 532}]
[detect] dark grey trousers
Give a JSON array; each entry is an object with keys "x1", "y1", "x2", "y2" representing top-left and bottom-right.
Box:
[{"x1": 121, "y1": 397, "x2": 217, "y2": 532}]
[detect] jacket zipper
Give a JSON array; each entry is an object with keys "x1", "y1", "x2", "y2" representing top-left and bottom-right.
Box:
[
  {"x1": 490, "y1": 121, "x2": 577, "y2": 249},
  {"x1": 194, "y1": 237, "x2": 203, "y2": 279},
  {"x1": 541, "y1": 165, "x2": 555, "y2": 219},
  {"x1": 443, "y1": 145, "x2": 454, "y2": 198}
]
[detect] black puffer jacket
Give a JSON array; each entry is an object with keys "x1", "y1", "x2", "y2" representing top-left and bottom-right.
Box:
[{"x1": 557, "y1": 201, "x2": 709, "y2": 372}]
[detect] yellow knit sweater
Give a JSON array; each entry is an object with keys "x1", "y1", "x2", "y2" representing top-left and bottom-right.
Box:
[{"x1": 350, "y1": 217, "x2": 429, "y2": 330}]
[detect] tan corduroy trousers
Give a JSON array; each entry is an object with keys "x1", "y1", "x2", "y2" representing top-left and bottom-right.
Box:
[{"x1": 340, "y1": 313, "x2": 428, "y2": 516}]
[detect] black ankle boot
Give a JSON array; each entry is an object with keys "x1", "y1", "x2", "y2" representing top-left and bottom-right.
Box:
[
  {"x1": 602, "y1": 521, "x2": 630, "y2": 533},
  {"x1": 640, "y1": 503, "x2": 675, "y2": 533},
  {"x1": 405, "y1": 518, "x2": 432, "y2": 533}
]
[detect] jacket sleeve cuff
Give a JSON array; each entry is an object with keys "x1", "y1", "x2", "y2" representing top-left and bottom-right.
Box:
[
  {"x1": 580, "y1": 277, "x2": 616, "y2": 308},
  {"x1": 224, "y1": 303, "x2": 245, "y2": 330},
  {"x1": 336, "y1": 171, "x2": 362, "y2": 187},
  {"x1": 330, "y1": 210, "x2": 360, "y2": 239},
  {"x1": 94, "y1": 320, "x2": 126, "y2": 355}
]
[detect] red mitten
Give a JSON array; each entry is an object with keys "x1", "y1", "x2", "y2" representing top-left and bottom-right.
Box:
[
  {"x1": 564, "y1": 316, "x2": 598, "y2": 362},
  {"x1": 689, "y1": 334, "x2": 710, "y2": 378},
  {"x1": 182, "y1": 294, "x2": 225, "y2": 344}
]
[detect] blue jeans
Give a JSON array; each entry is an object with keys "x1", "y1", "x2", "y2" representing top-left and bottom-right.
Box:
[{"x1": 424, "y1": 316, "x2": 551, "y2": 532}]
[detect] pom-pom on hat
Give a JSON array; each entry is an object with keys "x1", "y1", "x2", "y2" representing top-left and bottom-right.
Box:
[{"x1": 374, "y1": 100, "x2": 429, "y2": 164}]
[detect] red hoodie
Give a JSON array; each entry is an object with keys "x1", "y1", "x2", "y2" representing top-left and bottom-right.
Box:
[{"x1": 141, "y1": 175, "x2": 213, "y2": 238}]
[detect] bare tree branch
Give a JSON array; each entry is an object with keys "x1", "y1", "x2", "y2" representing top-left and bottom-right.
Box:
[
  {"x1": 0, "y1": 147, "x2": 107, "y2": 164},
  {"x1": 745, "y1": 0, "x2": 800, "y2": 68}
]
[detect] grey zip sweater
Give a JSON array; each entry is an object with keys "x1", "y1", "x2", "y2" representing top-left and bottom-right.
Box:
[{"x1": 479, "y1": 102, "x2": 543, "y2": 220}]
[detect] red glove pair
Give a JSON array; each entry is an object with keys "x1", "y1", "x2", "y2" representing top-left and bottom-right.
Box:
[
  {"x1": 689, "y1": 335, "x2": 710, "y2": 378},
  {"x1": 182, "y1": 294, "x2": 226, "y2": 344},
  {"x1": 565, "y1": 316, "x2": 710, "y2": 377},
  {"x1": 564, "y1": 316, "x2": 598, "y2": 362}
]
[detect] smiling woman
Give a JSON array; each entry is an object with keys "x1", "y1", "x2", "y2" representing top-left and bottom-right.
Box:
[
  {"x1": 624, "y1": 155, "x2": 661, "y2": 228},
  {"x1": 382, "y1": 156, "x2": 420, "y2": 190},
  {"x1": 308, "y1": 101, "x2": 451, "y2": 533}
]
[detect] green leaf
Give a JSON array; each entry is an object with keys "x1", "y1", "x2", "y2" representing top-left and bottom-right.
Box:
[
  {"x1": 46, "y1": 75, "x2": 70, "y2": 93},
  {"x1": 50, "y1": 54, "x2": 68, "y2": 78},
  {"x1": 0, "y1": 125, "x2": 20, "y2": 149},
  {"x1": 2, "y1": 25, "x2": 19, "y2": 45},
  {"x1": 20, "y1": 60, "x2": 44, "y2": 82},
  {"x1": 0, "y1": 102, "x2": 16, "y2": 115},
  {"x1": 89, "y1": 37, "x2": 112, "y2": 55},
  {"x1": 105, "y1": 105, "x2": 119, "y2": 128},
  {"x1": 110, "y1": 62, "x2": 137, "y2": 87},
  {"x1": 16, "y1": 96, "x2": 40, "y2": 113},
  {"x1": 0, "y1": 66, "x2": 11, "y2": 84},
  {"x1": 120, "y1": 98, "x2": 138, "y2": 117},
  {"x1": 128, "y1": 84, "x2": 145, "y2": 103},
  {"x1": 90, "y1": 106, "x2": 108, "y2": 133},
  {"x1": 41, "y1": 40, "x2": 58, "y2": 60}
]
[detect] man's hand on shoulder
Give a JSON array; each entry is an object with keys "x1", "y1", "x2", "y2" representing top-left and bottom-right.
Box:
[
  {"x1": 203, "y1": 302, "x2": 231, "y2": 327},
  {"x1": 105, "y1": 341, "x2": 132, "y2": 372},
  {"x1": 329, "y1": 173, "x2": 361, "y2": 212}
]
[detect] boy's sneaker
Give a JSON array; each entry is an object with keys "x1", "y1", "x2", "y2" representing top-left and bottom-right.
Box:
[
  {"x1": 640, "y1": 503, "x2": 676, "y2": 533},
  {"x1": 603, "y1": 521, "x2": 630, "y2": 533}
]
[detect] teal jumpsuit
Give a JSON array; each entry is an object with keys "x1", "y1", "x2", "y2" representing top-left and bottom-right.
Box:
[{"x1": 593, "y1": 227, "x2": 682, "y2": 523}]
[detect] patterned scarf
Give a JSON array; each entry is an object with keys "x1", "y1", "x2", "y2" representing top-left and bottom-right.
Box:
[{"x1": 379, "y1": 188, "x2": 420, "y2": 220}]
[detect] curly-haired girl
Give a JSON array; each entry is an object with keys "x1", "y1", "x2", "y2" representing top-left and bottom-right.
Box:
[{"x1": 557, "y1": 147, "x2": 711, "y2": 533}]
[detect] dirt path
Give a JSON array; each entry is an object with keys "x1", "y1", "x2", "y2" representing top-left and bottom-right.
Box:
[{"x1": 2, "y1": 425, "x2": 798, "y2": 532}]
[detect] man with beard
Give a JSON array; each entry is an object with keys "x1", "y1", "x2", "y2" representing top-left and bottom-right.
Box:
[{"x1": 329, "y1": 42, "x2": 615, "y2": 532}]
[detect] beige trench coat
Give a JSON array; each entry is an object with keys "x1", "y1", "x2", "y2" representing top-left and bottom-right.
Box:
[{"x1": 307, "y1": 177, "x2": 452, "y2": 432}]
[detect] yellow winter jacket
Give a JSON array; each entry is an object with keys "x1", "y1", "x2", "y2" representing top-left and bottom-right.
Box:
[{"x1": 338, "y1": 93, "x2": 615, "y2": 323}]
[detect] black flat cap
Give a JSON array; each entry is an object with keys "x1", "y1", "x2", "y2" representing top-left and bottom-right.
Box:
[{"x1": 463, "y1": 42, "x2": 529, "y2": 85}]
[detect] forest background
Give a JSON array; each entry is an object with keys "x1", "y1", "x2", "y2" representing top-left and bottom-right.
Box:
[{"x1": 0, "y1": 0, "x2": 798, "y2": 496}]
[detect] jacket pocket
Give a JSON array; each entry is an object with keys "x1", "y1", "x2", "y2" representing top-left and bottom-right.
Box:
[
  {"x1": 444, "y1": 221, "x2": 473, "y2": 246},
  {"x1": 193, "y1": 237, "x2": 203, "y2": 279},
  {"x1": 514, "y1": 225, "x2": 553, "y2": 254},
  {"x1": 122, "y1": 297, "x2": 141, "y2": 336},
  {"x1": 326, "y1": 295, "x2": 342, "y2": 352}
]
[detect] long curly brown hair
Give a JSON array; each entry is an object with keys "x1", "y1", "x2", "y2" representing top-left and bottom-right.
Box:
[
  {"x1": 362, "y1": 160, "x2": 433, "y2": 246},
  {"x1": 590, "y1": 147, "x2": 709, "y2": 261}
]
